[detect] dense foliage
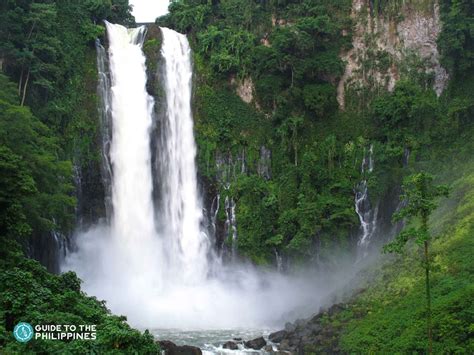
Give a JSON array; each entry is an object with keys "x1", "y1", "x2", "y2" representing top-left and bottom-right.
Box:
[
  {"x1": 384, "y1": 172, "x2": 449, "y2": 353},
  {"x1": 0, "y1": 0, "x2": 134, "y2": 236},
  {"x1": 0, "y1": 74, "x2": 74, "y2": 242},
  {"x1": 0, "y1": 241, "x2": 160, "y2": 354}
]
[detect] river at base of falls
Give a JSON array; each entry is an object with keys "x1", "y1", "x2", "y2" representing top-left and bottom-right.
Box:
[{"x1": 152, "y1": 328, "x2": 277, "y2": 354}]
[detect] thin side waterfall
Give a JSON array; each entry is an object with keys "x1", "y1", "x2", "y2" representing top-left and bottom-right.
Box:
[
  {"x1": 215, "y1": 151, "x2": 246, "y2": 259},
  {"x1": 96, "y1": 39, "x2": 113, "y2": 218},
  {"x1": 355, "y1": 145, "x2": 378, "y2": 260},
  {"x1": 224, "y1": 194, "x2": 238, "y2": 259}
]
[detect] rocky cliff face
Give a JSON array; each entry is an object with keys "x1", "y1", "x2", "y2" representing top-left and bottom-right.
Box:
[{"x1": 338, "y1": 0, "x2": 448, "y2": 108}]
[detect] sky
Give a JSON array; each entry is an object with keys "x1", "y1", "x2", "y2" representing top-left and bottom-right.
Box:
[{"x1": 129, "y1": 0, "x2": 170, "y2": 23}]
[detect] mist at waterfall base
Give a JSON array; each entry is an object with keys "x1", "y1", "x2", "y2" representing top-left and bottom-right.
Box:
[
  {"x1": 63, "y1": 22, "x2": 377, "y2": 333},
  {"x1": 67, "y1": 222, "x2": 368, "y2": 330}
]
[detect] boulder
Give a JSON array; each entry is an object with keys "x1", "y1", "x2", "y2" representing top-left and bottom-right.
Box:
[
  {"x1": 264, "y1": 345, "x2": 274, "y2": 352},
  {"x1": 244, "y1": 336, "x2": 266, "y2": 350},
  {"x1": 278, "y1": 339, "x2": 292, "y2": 351},
  {"x1": 268, "y1": 330, "x2": 287, "y2": 343},
  {"x1": 158, "y1": 340, "x2": 202, "y2": 355},
  {"x1": 222, "y1": 341, "x2": 238, "y2": 350}
]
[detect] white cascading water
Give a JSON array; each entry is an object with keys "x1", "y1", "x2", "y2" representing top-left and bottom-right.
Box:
[
  {"x1": 157, "y1": 28, "x2": 210, "y2": 283},
  {"x1": 107, "y1": 23, "x2": 162, "y2": 291},
  {"x1": 65, "y1": 23, "x2": 366, "y2": 337},
  {"x1": 64, "y1": 22, "x2": 164, "y2": 316},
  {"x1": 355, "y1": 144, "x2": 378, "y2": 260}
]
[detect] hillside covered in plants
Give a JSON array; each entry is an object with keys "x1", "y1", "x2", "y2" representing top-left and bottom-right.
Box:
[{"x1": 160, "y1": 0, "x2": 473, "y2": 265}]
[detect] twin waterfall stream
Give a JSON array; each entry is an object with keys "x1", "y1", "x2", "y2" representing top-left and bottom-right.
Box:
[{"x1": 63, "y1": 22, "x2": 374, "y2": 353}]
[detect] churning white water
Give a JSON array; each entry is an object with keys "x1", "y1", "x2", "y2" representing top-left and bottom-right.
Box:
[{"x1": 64, "y1": 23, "x2": 364, "y2": 333}]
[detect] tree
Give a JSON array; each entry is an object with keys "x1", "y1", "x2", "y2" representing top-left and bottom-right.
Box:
[
  {"x1": 277, "y1": 115, "x2": 304, "y2": 166},
  {"x1": 384, "y1": 172, "x2": 449, "y2": 354},
  {"x1": 18, "y1": 3, "x2": 62, "y2": 106},
  {"x1": 0, "y1": 74, "x2": 74, "y2": 239}
]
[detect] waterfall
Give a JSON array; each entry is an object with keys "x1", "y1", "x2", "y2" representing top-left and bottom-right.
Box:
[
  {"x1": 64, "y1": 22, "x2": 352, "y2": 331},
  {"x1": 274, "y1": 249, "x2": 283, "y2": 272},
  {"x1": 215, "y1": 151, "x2": 246, "y2": 259},
  {"x1": 106, "y1": 22, "x2": 159, "y2": 281},
  {"x1": 257, "y1": 145, "x2": 272, "y2": 180},
  {"x1": 209, "y1": 194, "x2": 220, "y2": 241},
  {"x1": 96, "y1": 39, "x2": 113, "y2": 219},
  {"x1": 224, "y1": 194, "x2": 238, "y2": 260},
  {"x1": 64, "y1": 22, "x2": 163, "y2": 321},
  {"x1": 65, "y1": 22, "x2": 213, "y2": 326},
  {"x1": 157, "y1": 27, "x2": 210, "y2": 283},
  {"x1": 355, "y1": 144, "x2": 378, "y2": 260}
]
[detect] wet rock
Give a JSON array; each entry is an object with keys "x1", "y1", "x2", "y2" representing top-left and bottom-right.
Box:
[
  {"x1": 264, "y1": 344, "x2": 274, "y2": 352},
  {"x1": 279, "y1": 339, "x2": 291, "y2": 350},
  {"x1": 244, "y1": 336, "x2": 266, "y2": 350},
  {"x1": 158, "y1": 340, "x2": 202, "y2": 355},
  {"x1": 233, "y1": 337, "x2": 242, "y2": 342},
  {"x1": 309, "y1": 323, "x2": 323, "y2": 335},
  {"x1": 269, "y1": 330, "x2": 287, "y2": 343},
  {"x1": 284, "y1": 322, "x2": 296, "y2": 332},
  {"x1": 223, "y1": 341, "x2": 238, "y2": 350},
  {"x1": 288, "y1": 336, "x2": 300, "y2": 347}
]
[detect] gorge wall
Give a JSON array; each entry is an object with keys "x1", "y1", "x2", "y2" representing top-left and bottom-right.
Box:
[{"x1": 338, "y1": 0, "x2": 448, "y2": 108}]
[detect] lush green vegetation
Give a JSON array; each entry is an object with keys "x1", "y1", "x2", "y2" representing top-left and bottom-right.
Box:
[
  {"x1": 298, "y1": 148, "x2": 474, "y2": 354},
  {"x1": 1, "y1": 240, "x2": 160, "y2": 354},
  {"x1": 339, "y1": 158, "x2": 474, "y2": 354},
  {"x1": 384, "y1": 172, "x2": 449, "y2": 353}
]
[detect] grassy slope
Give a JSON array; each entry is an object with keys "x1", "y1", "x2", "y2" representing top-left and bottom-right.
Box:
[
  {"x1": 336, "y1": 146, "x2": 474, "y2": 353},
  {"x1": 301, "y1": 132, "x2": 474, "y2": 354}
]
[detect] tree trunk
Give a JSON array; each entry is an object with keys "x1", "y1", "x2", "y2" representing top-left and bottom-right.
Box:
[
  {"x1": 21, "y1": 68, "x2": 30, "y2": 107},
  {"x1": 294, "y1": 144, "x2": 298, "y2": 166},
  {"x1": 18, "y1": 68, "x2": 24, "y2": 96},
  {"x1": 424, "y1": 239, "x2": 433, "y2": 354}
]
